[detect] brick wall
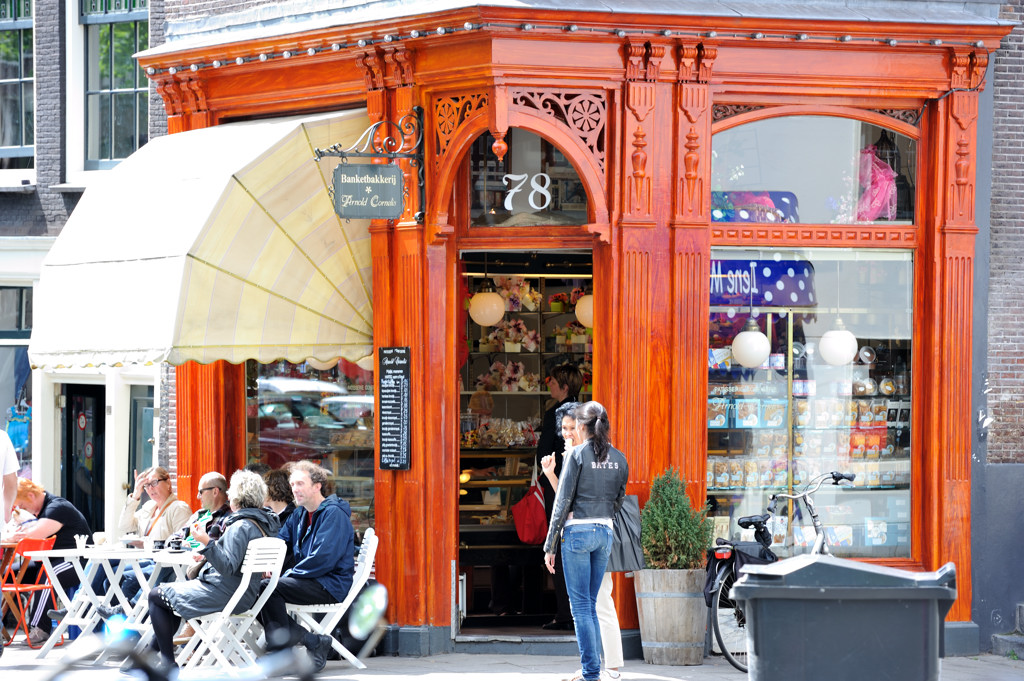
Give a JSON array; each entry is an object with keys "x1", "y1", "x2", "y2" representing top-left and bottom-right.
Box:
[
  {"x1": 164, "y1": 0, "x2": 278, "y2": 22},
  {"x1": 0, "y1": 0, "x2": 80, "y2": 237},
  {"x1": 149, "y1": 0, "x2": 169, "y2": 139},
  {"x1": 987, "y1": 0, "x2": 1024, "y2": 464}
]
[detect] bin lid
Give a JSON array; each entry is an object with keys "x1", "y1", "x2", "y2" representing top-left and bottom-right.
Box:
[{"x1": 731, "y1": 554, "x2": 957, "y2": 602}]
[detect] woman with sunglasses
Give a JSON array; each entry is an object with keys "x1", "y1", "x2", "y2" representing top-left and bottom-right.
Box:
[{"x1": 118, "y1": 467, "x2": 192, "y2": 545}]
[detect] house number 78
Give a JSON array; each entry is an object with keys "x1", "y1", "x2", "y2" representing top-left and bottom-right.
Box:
[{"x1": 503, "y1": 173, "x2": 552, "y2": 211}]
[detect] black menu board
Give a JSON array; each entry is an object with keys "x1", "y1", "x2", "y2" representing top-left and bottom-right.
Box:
[{"x1": 378, "y1": 346, "x2": 411, "y2": 470}]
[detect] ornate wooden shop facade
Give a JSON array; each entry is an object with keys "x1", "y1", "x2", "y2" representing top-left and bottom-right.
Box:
[{"x1": 136, "y1": 3, "x2": 1010, "y2": 654}]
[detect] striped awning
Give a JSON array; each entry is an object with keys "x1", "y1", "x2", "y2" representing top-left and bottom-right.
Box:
[{"x1": 29, "y1": 109, "x2": 375, "y2": 369}]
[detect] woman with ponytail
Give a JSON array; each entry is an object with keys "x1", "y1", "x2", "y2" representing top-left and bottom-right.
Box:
[{"x1": 542, "y1": 401, "x2": 628, "y2": 681}]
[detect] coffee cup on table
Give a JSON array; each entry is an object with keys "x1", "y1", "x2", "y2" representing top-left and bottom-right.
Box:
[
  {"x1": 143, "y1": 536, "x2": 155, "y2": 551},
  {"x1": 93, "y1": 531, "x2": 107, "y2": 546},
  {"x1": 153, "y1": 540, "x2": 166, "y2": 550}
]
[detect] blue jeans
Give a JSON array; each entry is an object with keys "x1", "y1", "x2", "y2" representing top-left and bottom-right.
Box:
[{"x1": 560, "y1": 523, "x2": 613, "y2": 681}]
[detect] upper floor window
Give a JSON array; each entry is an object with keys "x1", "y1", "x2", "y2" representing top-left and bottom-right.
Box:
[
  {"x1": 82, "y1": 0, "x2": 148, "y2": 169},
  {"x1": 711, "y1": 116, "x2": 917, "y2": 225},
  {"x1": 0, "y1": 286, "x2": 31, "y2": 337},
  {"x1": 0, "y1": 0, "x2": 33, "y2": 170}
]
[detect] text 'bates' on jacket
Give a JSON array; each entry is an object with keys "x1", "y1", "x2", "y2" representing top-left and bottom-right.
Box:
[{"x1": 543, "y1": 442, "x2": 628, "y2": 554}]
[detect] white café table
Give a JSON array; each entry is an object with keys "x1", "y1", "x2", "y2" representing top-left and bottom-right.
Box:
[{"x1": 25, "y1": 544, "x2": 200, "y2": 659}]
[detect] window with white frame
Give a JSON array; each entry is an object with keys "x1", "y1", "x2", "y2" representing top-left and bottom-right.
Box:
[
  {"x1": 0, "y1": 0, "x2": 33, "y2": 170},
  {"x1": 82, "y1": 0, "x2": 148, "y2": 169}
]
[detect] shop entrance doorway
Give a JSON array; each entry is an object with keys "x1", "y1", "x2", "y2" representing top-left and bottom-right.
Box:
[
  {"x1": 61, "y1": 384, "x2": 105, "y2": 533},
  {"x1": 456, "y1": 249, "x2": 593, "y2": 635}
]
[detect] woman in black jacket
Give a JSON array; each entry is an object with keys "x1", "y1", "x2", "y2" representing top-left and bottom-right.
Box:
[{"x1": 542, "y1": 401, "x2": 628, "y2": 681}]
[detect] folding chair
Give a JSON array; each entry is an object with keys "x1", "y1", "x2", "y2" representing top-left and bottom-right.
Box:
[
  {"x1": 1, "y1": 536, "x2": 63, "y2": 649},
  {"x1": 175, "y1": 536, "x2": 287, "y2": 675},
  {"x1": 286, "y1": 527, "x2": 379, "y2": 669}
]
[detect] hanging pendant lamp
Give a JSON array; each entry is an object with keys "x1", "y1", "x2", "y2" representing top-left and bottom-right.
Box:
[
  {"x1": 468, "y1": 254, "x2": 505, "y2": 327},
  {"x1": 575, "y1": 294, "x2": 594, "y2": 328},
  {"x1": 730, "y1": 262, "x2": 771, "y2": 368},
  {"x1": 818, "y1": 261, "x2": 858, "y2": 366}
]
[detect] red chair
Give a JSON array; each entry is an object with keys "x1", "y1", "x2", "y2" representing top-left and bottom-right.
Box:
[{"x1": 1, "y1": 536, "x2": 63, "y2": 649}]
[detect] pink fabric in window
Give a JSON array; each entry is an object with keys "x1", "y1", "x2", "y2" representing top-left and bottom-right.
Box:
[{"x1": 856, "y1": 145, "x2": 897, "y2": 222}]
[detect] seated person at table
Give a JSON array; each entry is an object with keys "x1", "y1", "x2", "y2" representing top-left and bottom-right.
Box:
[
  {"x1": 262, "y1": 468, "x2": 297, "y2": 528},
  {"x1": 91, "y1": 467, "x2": 192, "y2": 597},
  {"x1": 103, "y1": 471, "x2": 231, "y2": 617},
  {"x1": 257, "y1": 460, "x2": 354, "y2": 672},
  {"x1": 9, "y1": 477, "x2": 91, "y2": 645},
  {"x1": 143, "y1": 470, "x2": 280, "y2": 671}
]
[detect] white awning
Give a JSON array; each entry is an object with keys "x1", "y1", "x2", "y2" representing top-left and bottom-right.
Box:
[{"x1": 29, "y1": 109, "x2": 375, "y2": 370}]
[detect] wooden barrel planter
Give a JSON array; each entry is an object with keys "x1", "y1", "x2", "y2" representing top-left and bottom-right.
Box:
[{"x1": 634, "y1": 568, "x2": 707, "y2": 665}]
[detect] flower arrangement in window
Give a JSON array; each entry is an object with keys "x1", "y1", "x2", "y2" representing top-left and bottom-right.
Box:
[
  {"x1": 493, "y1": 276, "x2": 542, "y2": 311},
  {"x1": 569, "y1": 287, "x2": 587, "y2": 306},
  {"x1": 476, "y1": 360, "x2": 540, "y2": 392},
  {"x1": 548, "y1": 292, "x2": 569, "y2": 312}
]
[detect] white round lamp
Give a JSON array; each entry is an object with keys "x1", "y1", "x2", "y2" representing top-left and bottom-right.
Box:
[
  {"x1": 731, "y1": 318, "x2": 771, "y2": 368},
  {"x1": 469, "y1": 290, "x2": 505, "y2": 327},
  {"x1": 575, "y1": 294, "x2": 594, "y2": 328},
  {"x1": 818, "y1": 318, "x2": 858, "y2": 366}
]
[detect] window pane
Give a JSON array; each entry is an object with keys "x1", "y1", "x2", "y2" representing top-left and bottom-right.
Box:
[
  {"x1": 468, "y1": 128, "x2": 588, "y2": 227},
  {"x1": 21, "y1": 27, "x2": 31, "y2": 78},
  {"x1": 112, "y1": 21, "x2": 135, "y2": 89},
  {"x1": 248, "y1": 360, "x2": 376, "y2": 537},
  {"x1": 712, "y1": 117, "x2": 916, "y2": 225},
  {"x1": 112, "y1": 91, "x2": 135, "y2": 158},
  {"x1": 136, "y1": 20, "x2": 148, "y2": 84},
  {"x1": 0, "y1": 82, "x2": 21, "y2": 146},
  {"x1": 86, "y1": 92, "x2": 111, "y2": 160},
  {"x1": 707, "y1": 248, "x2": 913, "y2": 559},
  {"x1": 137, "y1": 91, "x2": 147, "y2": 147},
  {"x1": 0, "y1": 288, "x2": 21, "y2": 328},
  {"x1": 21, "y1": 79, "x2": 31, "y2": 144},
  {"x1": 98, "y1": 24, "x2": 111, "y2": 90}
]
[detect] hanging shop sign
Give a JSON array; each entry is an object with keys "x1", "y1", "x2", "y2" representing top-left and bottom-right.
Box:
[
  {"x1": 332, "y1": 165, "x2": 404, "y2": 219},
  {"x1": 316, "y1": 106, "x2": 425, "y2": 223},
  {"x1": 378, "y1": 346, "x2": 411, "y2": 471}
]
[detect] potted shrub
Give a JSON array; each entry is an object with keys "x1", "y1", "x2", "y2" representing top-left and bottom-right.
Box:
[{"x1": 636, "y1": 467, "x2": 713, "y2": 665}]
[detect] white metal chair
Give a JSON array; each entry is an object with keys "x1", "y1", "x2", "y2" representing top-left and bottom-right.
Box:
[
  {"x1": 286, "y1": 527, "x2": 379, "y2": 669},
  {"x1": 176, "y1": 536, "x2": 287, "y2": 676}
]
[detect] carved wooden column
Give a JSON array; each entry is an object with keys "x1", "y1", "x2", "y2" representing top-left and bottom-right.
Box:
[
  {"x1": 926, "y1": 48, "x2": 986, "y2": 622},
  {"x1": 612, "y1": 40, "x2": 672, "y2": 494},
  {"x1": 671, "y1": 43, "x2": 715, "y2": 506}
]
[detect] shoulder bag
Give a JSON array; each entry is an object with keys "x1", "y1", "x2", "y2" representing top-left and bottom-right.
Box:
[
  {"x1": 511, "y1": 465, "x2": 548, "y2": 545},
  {"x1": 606, "y1": 494, "x2": 644, "y2": 573}
]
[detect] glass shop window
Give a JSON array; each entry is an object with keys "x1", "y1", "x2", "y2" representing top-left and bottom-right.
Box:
[
  {"x1": 468, "y1": 129, "x2": 588, "y2": 227},
  {"x1": 246, "y1": 359, "x2": 375, "y2": 536},
  {"x1": 711, "y1": 117, "x2": 916, "y2": 225},
  {"x1": 707, "y1": 248, "x2": 913, "y2": 559}
]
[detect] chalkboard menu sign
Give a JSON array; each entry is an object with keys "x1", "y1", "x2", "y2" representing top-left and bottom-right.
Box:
[{"x1": 378, "y1": 346, "x2": 411, "y2": 470}]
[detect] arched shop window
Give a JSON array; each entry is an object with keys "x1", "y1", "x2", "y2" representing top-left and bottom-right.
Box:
[
  {"x1": 711, "y1": 116, "x2": 916, "y2": 225},
  {"x1": 245, "y1": 359, "x2": 375, "y2": 537},
  {"x1": 707, "y1": 115, "x2": 917, "y2": 559},
  {"x1": 468, "y1": 129, "x2": 589, "y2": 227}
]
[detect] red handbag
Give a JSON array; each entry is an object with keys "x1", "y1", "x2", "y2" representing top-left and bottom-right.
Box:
[{"x1": 512, "y1": 466, "x2": 547, "y2": 545}]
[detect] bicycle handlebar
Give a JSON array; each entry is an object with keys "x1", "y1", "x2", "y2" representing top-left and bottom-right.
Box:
[{"x1": 769, "y1": 471, "x2": 855, "y2": 504}]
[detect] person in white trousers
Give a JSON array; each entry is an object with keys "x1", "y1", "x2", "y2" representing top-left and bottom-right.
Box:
[{"x1": 542, "y1": 402, "x2": 622, "y2": 681}]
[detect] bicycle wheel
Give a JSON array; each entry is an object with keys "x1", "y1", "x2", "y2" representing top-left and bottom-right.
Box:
[{"x1": 711, "y1": 563, "x2": 749, "y2": 672}]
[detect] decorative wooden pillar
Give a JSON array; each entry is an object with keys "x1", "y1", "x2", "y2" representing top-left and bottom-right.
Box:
[
  {"x1": 671, "y1": 43, "x2": 715, "y2": 505},
  {"x1": 924, "y1": 48, "x2": 986, "y2": 622},
  {"x1": 175, "y1": 361, "x2": 246, "y2": 502}
]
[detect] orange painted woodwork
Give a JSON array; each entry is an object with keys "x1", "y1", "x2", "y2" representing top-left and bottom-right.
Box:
[
  {"x1": 174, "y1": 361, "x2": 247, "y2": 504},
  {"x1": 140, "y1": 7, "x2": 1013, "y2": 637}
]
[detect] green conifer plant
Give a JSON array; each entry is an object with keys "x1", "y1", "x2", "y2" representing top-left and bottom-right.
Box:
[{"x1": 640, "y1": 467, "x2": 713, "y2": 570}]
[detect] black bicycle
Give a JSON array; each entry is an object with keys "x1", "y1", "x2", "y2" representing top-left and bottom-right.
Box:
[{"x1": 705, "y1": 471, "x2": 855, "y2": 672}]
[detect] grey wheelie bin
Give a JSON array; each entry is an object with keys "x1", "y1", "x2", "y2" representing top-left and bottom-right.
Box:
[{"x1": 730, "y1": 554, "x2": 956, "y2": 681}]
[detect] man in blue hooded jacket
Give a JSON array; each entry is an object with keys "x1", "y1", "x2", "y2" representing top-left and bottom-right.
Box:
[{"x1": 258, "y1": 460, "x2": 355, "y2": 672}]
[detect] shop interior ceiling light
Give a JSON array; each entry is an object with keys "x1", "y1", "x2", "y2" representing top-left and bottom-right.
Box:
[
  {"x1": 818, "y1": 260, "x2": 858, "y2": 366},
  {"x1": 468, "y1": 254, "x2": 505, "y2": 327},
  {"x1": 818, "y1": 318, "x2": 858, "y2": 366},
  {"x1": 575, "y1": 294, "x2": 594, "y2": 328},
  {"x1": 731, "y1": 261, "x2": 771, "y2": 368}
]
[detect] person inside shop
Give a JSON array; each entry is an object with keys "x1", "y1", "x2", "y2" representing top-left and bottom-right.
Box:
[
  {"x1": 535, "y1": 363, "x2": 583, "y2": 630},
  {"x1": 8, "y1": 477, "x2": 92, "y2": 646},
  {"x1": 541, "y1": 402, "x2": 624, "y2": 680},
  {"x1": 543, "y1": 401, "x2": 628, "y2": 681},
  {"x1": 87, "y1": 471, "x2": 231, "y2": 623},
  {"x1": 90, "y1": 467, "x2": 193, "y2": 597},
  {"x1": 258, "y1": 460, "x2": 355, "y2": 673},
  {"x1": 141, "y1": 470, "x2": 280, "y2": 673}
]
